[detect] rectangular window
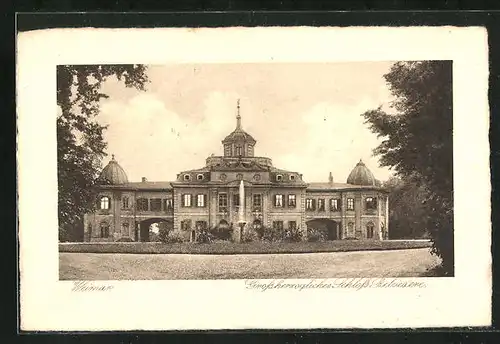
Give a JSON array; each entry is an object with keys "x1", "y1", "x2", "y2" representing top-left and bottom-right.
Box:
[
  {"x1": 100, "y1": 223, "x2": 110, "y2": 238},
  {"x1": 182, "y1": 194, "x2": 192, "y2": 207},
  {"x1": 347, "y1": 198, "x2": 354, "y2": 210},
  {"x1": 122, "y1": 197, "x2": 129, "y2": 209},
  {"x1": 275, "y1": 194, "x2": 284, "y2": 207},
  {"x1": 288, "y1": 194, "x2": 296, "y2": 208},
  {"x1": 365, "y1": 197, "x2": 377, "y2": 210},
  {"x1": 235, "y1": 145, "x2": 242, "y2": 156},
  {"x1": 306, "y1": 198, "x2": 315, "y2": 211},
  {"x1": 224, "y1": 145, "x2": 232, "y2": 156},
  {"x1": 136, "y1": 198, "x2": 149, "y2": 211},
  {"x1": 252, "y1": 194, "x2": 262, "y2": 209},
  {"x1": 273, "y1": 221, "x2": 284, "y2": 230},
  {"x1": 289, "y1": 221, "x2": 297, "y2": 230},
  {"x1": 330, "y1": 198, "x2": 341, "y2": 211},
  {"x1": 233, "y1": 194, "x2": 240, "y2": 207},
  {"x1": 164, "y1": 199, "x2": 173, "y2": 210},
  {"x1": 121, "y1": 222, "x2": 129, "y2": 235},
  {"x1": 218, "y1": 193, "x2": 228, "y2": 211},
  {"x1": 181, "y1": 219, "x2": 192, "y2": 231},
  {"x1": 367, "y1": 226, "x2": 374, "y2": 239},
  {"x1": 318, "y1": 199, "x2": 325, "y2": 212},
  {"x1": 100, "y1": 196, "x2": 110, "y2": 210},
  {"x1": 196, "y1": 194, "x2": 206, "y2": 207},
  {"x1": 150, "y1": 198, "x2": 162, "y2": 212}
]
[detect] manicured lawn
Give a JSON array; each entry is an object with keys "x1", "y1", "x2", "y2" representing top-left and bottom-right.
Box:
[
  {"x1": 59, "y1": 240, "x2": 431, "y2": 255},
  {"x1": 59, "y1": 247, "x2": 441, "y2": 280}
]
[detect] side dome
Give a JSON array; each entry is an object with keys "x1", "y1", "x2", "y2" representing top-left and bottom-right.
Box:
[
  {"x1": 97, "y1": 155, "x2": 129, "y2": 184},
  {"x1": 347, "y1": 159, "x2": 376, "y2": 186}
]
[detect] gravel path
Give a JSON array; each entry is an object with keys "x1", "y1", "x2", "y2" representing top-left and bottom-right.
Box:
[{"x1": 59, "y1": 248, "x2": 441, "y2": 280}]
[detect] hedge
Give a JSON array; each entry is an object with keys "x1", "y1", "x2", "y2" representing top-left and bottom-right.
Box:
[{"x1": 59, "y1": 240, "x2": 431, "y2": 255}]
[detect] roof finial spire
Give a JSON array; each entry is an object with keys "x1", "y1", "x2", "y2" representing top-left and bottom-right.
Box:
[
  {"x1": 236, "y1": 99, "x2": 241, "y2": 129},
  {"x1": 111, "y1": 154, "x2": 115, "y2": 161}
]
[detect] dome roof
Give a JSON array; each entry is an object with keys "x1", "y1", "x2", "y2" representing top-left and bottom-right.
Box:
[
  {"x1": 222, "y1": 127, "x2": 256, "y2": 144},
  {"x1": 346, "y1": 159, "x2": 376, "y2": 186},
  {"x1": 222, "y1": 101, "x2": 256, "y2": 145},
  {"x1": 97, "y1": 155, "x2": 129, "y2": 184}
]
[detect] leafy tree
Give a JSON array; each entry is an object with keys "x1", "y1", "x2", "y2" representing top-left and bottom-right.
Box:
[
  {"x1": 57, "y1": 65, "x2": 148, "y2": 241},
  {"x1": 362, "y1": 61, "x2": 453, "y2": 275},
  {"x1": 383, "y1": 176, "x2": 430, "y2": 239}
]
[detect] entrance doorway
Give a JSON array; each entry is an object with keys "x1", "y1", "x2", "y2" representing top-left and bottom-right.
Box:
[
  {"x1": 137, "y1": 218, "x2": 173, "y2": 242},
  {"x1": 306, "y1": 219, "x2": 340, "y2": 241}
]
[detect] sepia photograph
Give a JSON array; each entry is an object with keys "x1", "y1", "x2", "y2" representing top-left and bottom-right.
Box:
[
  {"x1": 18, "y1": 26, "x2": 490, "y2": 330},
  {"x1": 56, "y1": 61, "x2": 453, "y2": 280}
]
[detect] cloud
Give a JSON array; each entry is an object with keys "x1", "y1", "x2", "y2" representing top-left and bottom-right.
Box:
[{"x1": 97, "y1": 63, "x2": 395, "y2": 183}]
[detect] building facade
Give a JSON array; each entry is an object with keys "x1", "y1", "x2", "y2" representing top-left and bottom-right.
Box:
[{"x1": 83, "y1": 106, "x2": 389, "y2": 242}]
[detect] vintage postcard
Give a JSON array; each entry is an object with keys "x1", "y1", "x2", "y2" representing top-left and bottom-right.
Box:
[{"x1": 17, "y1": 26, "x2": 491, "y2": 330}]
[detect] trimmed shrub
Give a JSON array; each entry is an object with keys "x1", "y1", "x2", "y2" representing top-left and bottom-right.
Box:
[
  {"x1": 158, "y1": 228, "x2": 171, "y2": 243},
  {"x1": 284, "y1": 227, "x2": 303, "y2": 243},
  {"x1": 165, "y1": 232, "x2": 185, "y2": 244},
  {"x1": 307, "y1": 228, "x2": 327, "y2": 242},
  {"x1": 209, "y1": 226, "x2": 233, "y2": 241},
  {"x1": 260, "y1": 226, "x2": 284, "y2": 242},
  {"x1": 196, "y1": 229, "x2": 213, "y2": 244},
  {"x1": 242, "y1": 228, "x2": 260, "y2": 243},
  {"x1": 59, "y1": 239, "x2": 432, "y2": 254}
]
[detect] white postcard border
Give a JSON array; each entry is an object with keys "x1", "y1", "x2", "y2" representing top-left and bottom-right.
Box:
[{"x1": 17, "y1": 26, "x2": 491, "y2": 330}]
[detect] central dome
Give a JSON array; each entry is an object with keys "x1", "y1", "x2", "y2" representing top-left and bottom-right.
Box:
[
  {"x1": 221, "y1": 100, "x2": 256, "y2": 157},
  {"x1": 97, "y1": 155, "x2": 129, "y2": 184},
  {"x1": 347, "y1": 159, "x2": 376, "y2": 186}
]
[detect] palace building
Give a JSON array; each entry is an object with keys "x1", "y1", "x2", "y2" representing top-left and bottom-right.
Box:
[{"x1": 83, "y1": 103, "x2": 389, "y2": 243}]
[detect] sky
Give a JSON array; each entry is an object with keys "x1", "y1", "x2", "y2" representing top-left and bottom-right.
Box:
[{"x1": 97, "y1": 62, "x2": 396, "y2": 183}]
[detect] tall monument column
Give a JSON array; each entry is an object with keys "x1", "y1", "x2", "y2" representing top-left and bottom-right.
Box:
[{"x1": 237, "y1": 180, "x2": 246, "y2": 242}]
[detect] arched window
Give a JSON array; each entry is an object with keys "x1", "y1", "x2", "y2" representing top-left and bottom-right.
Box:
[
  {"x1": 366, "y1": 222, "x2": 375, "y2": 239},
  {"x1": 100, "y1": 222, "x2": 110, "y2": 238},
  {"x1": 100, "y1": 196, "x2": 110, "y2": 210},
  {"x1": 122, "y1": 222, "x2": 129, "y2": 235},
  {"x1": 218, "y1": 219, "x2": 229, "y2": 229}
]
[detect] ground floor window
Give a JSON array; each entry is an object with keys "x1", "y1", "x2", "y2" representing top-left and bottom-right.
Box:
[
  {"x1": 121, "y1": 222, "x2": 129, "y2": 235},
  {"x1": 273, "y1": 221, "x2": 284, "y2": 230},
  {"x1": 181, "y1": 219, "x2": 192, "y2": 231},
  {"x1": 100, "y1": 222, "x2": 110, "y2": 238},
  {"x1": 367, "y1": 222, "x2": 375, "y2": 238},
  {"x1": 288, "y1": 221, "x2": 297, "y2": 230}
]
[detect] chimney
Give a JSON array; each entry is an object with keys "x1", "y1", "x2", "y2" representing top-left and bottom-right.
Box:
[
  {"x1": 142, "y1": 177, "x2": 147, "y2": 182},
  {"x1": 329, "y1": 172, "x2": 333, "y2": 184}
]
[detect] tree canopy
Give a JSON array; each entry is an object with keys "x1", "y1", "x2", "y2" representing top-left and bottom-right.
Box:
[
  {"x1": 57, "y1": 65, "x2": 148, "y2": 241},
  {"x1": 362, "y1": 61, "x2": 454, "y2": 275}
]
